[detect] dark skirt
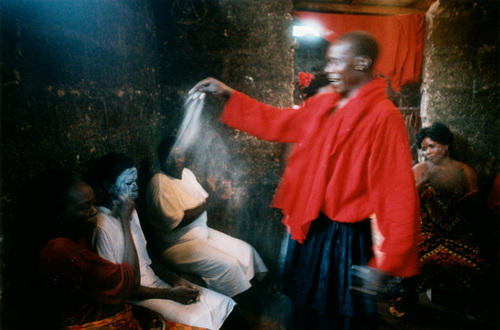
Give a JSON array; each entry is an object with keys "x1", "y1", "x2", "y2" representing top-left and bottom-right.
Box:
[{"x1": 282, "y1": 213, "x2": 374, "y2": 319}]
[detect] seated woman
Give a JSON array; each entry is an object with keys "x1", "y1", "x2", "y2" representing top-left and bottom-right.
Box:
[
  {"x1": 37, "y1": 170, "x2": 161, "y2": 329},
  {"x1": 146, "y1": 137, "x2": 268, "y2": 298},
  {"x1": 88, "y1": 153, "x2": 236, "y2": 330},
  {"x1": 412, "y1": 123, "x2": 485, "y2": 305}
]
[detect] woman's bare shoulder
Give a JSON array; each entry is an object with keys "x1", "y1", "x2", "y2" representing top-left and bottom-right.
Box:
[{"x1": 413, "y1": 161, "x2": 430, "y2": 174}]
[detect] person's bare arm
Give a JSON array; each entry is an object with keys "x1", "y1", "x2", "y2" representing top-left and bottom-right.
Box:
[
  {"x1": 132, "y1": 285, "x2": 200, "y2": 304},
  {"x1": 115, "y1": 197, "x2": 141, "y2": 289},
  {"x1": 177, "y1": 201, "x2": 207, "y2": 228},
  {"x1": 413, "y1": 162, "x2": 432, "y2": 191},
  {"x1": 462, "y1": 163, "x2": 479, "y2": 196}
]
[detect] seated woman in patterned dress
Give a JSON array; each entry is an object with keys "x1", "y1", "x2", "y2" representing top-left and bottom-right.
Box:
[{"x1": 391, "y1": 122, "x2": 486, "y2": 316}]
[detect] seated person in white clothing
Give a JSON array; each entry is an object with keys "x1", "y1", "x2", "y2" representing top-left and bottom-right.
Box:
[
  {"x1": 88, "y1": 152, "x2": 236, "y2": 330},
  {"x1": 146, "y1": 137, "x2": 268, "y2": 298}
]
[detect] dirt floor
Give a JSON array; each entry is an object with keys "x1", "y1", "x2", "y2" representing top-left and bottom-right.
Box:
[{"x1": 234, "y1": 280, "x2": 499, "y2": 330}]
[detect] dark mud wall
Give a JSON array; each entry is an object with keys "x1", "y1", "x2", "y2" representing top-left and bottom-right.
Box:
[
  {"x1": 421, "y1": 0, "x2": 499, "y2": 184},
  {"x1": 1, "y1": 0, "x2": 293, "y2": 327}
]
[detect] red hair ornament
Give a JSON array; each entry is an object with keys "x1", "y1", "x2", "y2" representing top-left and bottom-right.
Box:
[{"x1": 298, "y1": 72, "x2": 315, "y2": 90}]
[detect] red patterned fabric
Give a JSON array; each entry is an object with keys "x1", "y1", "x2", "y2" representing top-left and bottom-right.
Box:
[
  {"x1": 220, "y1": 78, "x2": 419, "y2": 277},
  {"x1": 418, "y1": 185, "x2": 485, "y2": 290},
  {"x1": 64, "y1": 304, "x2": 141, "y2": 330},
  {"x1": 294, "y1": 11, "x2": 425, "y2": 92}
]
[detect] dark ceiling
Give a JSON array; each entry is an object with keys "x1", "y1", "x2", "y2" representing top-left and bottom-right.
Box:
[{"x1": 294, "y1": 0, "x2": 435, "y2": 15}]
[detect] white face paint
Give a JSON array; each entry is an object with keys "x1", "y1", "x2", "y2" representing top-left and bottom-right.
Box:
[{"x1": 110, "y1": 167, "x2": 139, "y2": 200}]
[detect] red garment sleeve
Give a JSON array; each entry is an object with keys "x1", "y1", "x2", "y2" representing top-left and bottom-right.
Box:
[
  {"x1": 40, "y1": 238, "x2": 135, "y2": 305},
  {"x1": 367, "y1": 107, "x2": 420, "y2": 277},
  {"x1": 220, "y1": 91, "x2": 307, "y2": 143}
]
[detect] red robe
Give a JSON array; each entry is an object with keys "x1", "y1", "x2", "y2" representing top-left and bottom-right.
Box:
[
  {"x1": 40, "y1": 237, "x2": 136, "y2": 327},
  {"x1": 220, "y1": 78, "x2": 419, "y2": 277}
]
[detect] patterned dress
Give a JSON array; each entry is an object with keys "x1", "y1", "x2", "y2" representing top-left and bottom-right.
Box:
[{"x1": 418, "y1": 184, "x2": 484, "y2": 291}]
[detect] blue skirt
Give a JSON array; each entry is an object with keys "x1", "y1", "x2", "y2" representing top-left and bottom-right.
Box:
[{"x1": 282, "y1": 213, "x2": 374, "y2": 318}]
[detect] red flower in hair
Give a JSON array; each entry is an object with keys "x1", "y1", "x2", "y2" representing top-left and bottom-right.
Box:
[{"x1": 298, "y1": 72, "x2": 315, "y2": 90}]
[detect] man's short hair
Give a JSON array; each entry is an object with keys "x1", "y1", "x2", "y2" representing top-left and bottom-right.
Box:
[{"x1": 337, "y1": 31, "x2": 379, "y2": 65}]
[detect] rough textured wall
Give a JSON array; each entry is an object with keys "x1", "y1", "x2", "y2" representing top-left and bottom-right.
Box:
[
  {"x1": 1, "y1": 0, "x2": 293, "y2": 326},
  {"x1": 421, "y1": 0, "x2": 499, "y2": 184}
]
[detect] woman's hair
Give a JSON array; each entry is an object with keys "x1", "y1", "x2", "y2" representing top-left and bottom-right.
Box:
[
  {"x1": 85, "y1": 152, "x2": 135, "y2": 204},
  {"x1": 415, "y1": 122, "x2": 454, "y2": 149}
]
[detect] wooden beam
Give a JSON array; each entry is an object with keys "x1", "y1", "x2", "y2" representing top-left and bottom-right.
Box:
[
  {"x1": 356, "y1": 0, "x2": 419, "y2": 7},
  {"x1": 356, "y1": 0, "x2": 433, "y2": 10},
  {"x1": 294, "y1": 2, "x2": 429, "y2": 15}
]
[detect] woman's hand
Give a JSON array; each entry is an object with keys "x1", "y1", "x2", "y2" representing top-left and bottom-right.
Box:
[
  {"x1": 190, "y1": 77, "x2": 234, "y2": 99},
  {"x1": 134, "y1": 285, "x2": 199, "y2": 305},
  {"x1": 168, "y1": 286, "x2": 201, "y2": 304},
  {"x1": 112, "y1": 195, "x2": 135, "y2": 222}
]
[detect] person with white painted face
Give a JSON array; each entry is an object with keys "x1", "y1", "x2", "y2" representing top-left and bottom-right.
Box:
[
  {"x1": 37, "y1": 171, "x2": 146, "y2": 329},
  {"x1": 89, "y1": 152, "x2": 236, "y2": 329}
]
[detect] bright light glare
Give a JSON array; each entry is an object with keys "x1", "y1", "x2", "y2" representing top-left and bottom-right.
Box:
[{"x1": 292, "y1": 23, "x2": 322, "y2": 38}]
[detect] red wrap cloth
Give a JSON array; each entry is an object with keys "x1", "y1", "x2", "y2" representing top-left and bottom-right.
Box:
[
  {"x1": 40, "y1": 237, "x2": 136, "y2": 327},
  {"x1": 294, "y1": 11, "x2": 425, "y2": 92},
  {"x1": 221, "y1": 78, "x2": 419, "y2": 277}
]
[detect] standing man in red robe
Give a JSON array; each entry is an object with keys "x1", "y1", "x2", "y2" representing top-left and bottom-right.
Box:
[{"x1": 192, "y1": 31, "x2": 419, "y2": 329}]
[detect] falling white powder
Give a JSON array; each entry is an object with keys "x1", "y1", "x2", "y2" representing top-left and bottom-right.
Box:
[
  {"x1": 170, "y1": 89, "x2": 248, "y2": 211},
  {"x1": 172, "y1": 91, "x2": 206, "y2": 154}
]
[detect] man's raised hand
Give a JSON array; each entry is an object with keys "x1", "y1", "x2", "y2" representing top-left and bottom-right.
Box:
[{"x1": 190, "y1": 77, "x2": 234, "y2": 99}]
